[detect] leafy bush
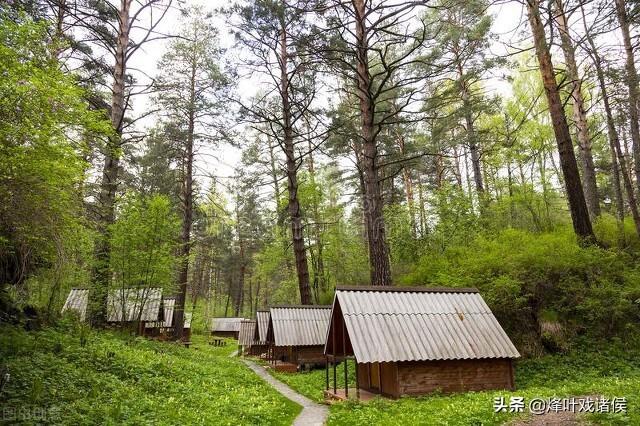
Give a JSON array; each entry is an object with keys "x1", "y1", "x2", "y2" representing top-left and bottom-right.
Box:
[{"x1": 403, "y1": 227, "x2": 640, "y2": 352}]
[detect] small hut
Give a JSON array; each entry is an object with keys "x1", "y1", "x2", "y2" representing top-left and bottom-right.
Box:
[
  {"x1": 251, "y1": 310, "x2": 270, "y2": 356},
  {"x1": 324, "y1": 286, "x2": 520, "y2": 400},
  {"x1": 61, "y1": 288, "x2": 89, "y2": 321},
  {"x1": 107, "y1": 287, "x2": 164, "y2": 334},
  {"x1": 267, "y1": 305, "x2": 331, "y2": 371},
  {"x1": 238, "y1": 320, "x2": 257, "y2": 355},
  {"x1": 210, "y1": 317, "x2": 245, "y2": 339},
  {"x1": 144, "y1": 297, "x2": 191, "y2": 340}
]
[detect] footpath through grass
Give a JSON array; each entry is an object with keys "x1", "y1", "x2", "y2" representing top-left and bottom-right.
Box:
[
  {"x1": 0, "y1": 323, "x2": 300, "y2": 425},
  {"x1": 269, "y1": 341, "x2": 640, "y2": 425}
]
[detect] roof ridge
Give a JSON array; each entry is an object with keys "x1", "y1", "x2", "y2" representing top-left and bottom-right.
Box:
[
  {"x1": 336, "y1": 285, "x2": 479, "y2": 293},
  {"x1": 269, "y1": 305, "x2": 332, "y2": 309},
  {"x1": 343, "y1": 312, "x2": 492, "y2": 316}
]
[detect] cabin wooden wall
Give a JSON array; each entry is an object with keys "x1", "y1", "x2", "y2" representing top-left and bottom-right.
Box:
[
  {"x1": 356, "y1": 362, "x2": 399, "y2": 398},
  {"x1": 397, "y1": 358, "x2": 514, "y2": 395},
  {"x1": 247, "y1": 344, "x2": 268, "y2": 356},
  {"x1": 212, "y1": 330, "x2": 239, "y2": 339},
  {"x1": 356, "y1": 358, "x2": 513, "y2": 397},
  {"x1": 295, "y1": 346, "x2": 326, "y2": 364}
]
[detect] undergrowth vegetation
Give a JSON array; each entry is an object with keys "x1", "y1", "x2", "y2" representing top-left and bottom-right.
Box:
[
  {"x1": 269, "y1": 341, "x2": 640, "y2": 425},
  {"x1": 403, "y1": 223, "x2": 640, "y2": 354},
  {"x1": 0, "y1": 323, "x2": 300, "y2": 425}
]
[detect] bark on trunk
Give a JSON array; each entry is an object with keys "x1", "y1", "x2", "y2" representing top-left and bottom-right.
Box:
[
  {"x1": 307, "y1": 146, "x2": 326, "y2": 299},
  {"x1": 90, "y1": 0, "x2": 131, "y2": 326},
  {"x1": 614, "y1": 0, "x2": 640, "y2": 197},
  {"x1": 455, "y1": 55, "x2": 484, "y2": 196},
  {"x1": 173, "y1": 59, "x2": 196, "y2": 340},
  {"x1": 554, "y1": 0, "x2": 600, "y2": 218},
  {"x1": 396, "y1": 133, "x2": 417, "y2": 239},
  {"x1": 463, "y1": 92, "x2": 484, "y2": 195},
  {"x1": 354, "y1": 0, "x2": 392, "y2": 285},
  {"x1": 581, "y1": 4, "x2": 640, "y2": 238},
  {"x1": 525, "y1": 0, "x2": 595, "y2": 242},
  {"x1": 280, "y1": 24, "x2": 312, "y2": 304}
]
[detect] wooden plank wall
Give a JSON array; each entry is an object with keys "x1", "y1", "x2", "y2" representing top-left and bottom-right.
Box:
[{"x1": 397, "y1": 358, "x2": 514, "y2": 395}]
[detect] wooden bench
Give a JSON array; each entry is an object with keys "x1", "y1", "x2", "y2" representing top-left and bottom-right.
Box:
[{"x1": 209, "y1": 338, "x2": 226, "y2": 347}]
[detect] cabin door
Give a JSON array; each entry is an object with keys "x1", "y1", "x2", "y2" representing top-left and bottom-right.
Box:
[{"x1": 370, "y1": 362, "x2": 381, "y2": 391}]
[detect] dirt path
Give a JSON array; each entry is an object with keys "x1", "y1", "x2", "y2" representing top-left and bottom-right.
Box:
[{"x1": 243, "y1": 360, "x2": 328, "y2": 426}]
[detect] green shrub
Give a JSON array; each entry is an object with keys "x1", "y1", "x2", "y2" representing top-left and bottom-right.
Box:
[{"x1": 404, "y1": 227, "x2": 640, "y2": 351}]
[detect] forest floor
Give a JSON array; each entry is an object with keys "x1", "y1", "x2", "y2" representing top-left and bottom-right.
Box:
[
  {"x1": 0, "y1": 324, "x2": 301, "y2": 425},
  {"x1": 1, "y1": 324, "x2": 638, "y2": 425},
  {"x1": 269, "y1": 344, "x2": 639, "y2": 425}
]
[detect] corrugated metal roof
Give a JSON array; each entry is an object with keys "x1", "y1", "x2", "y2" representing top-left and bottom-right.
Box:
[
  {"x1": 62, "y1": 288, "x2": 89, "y2": 321},
  {"x1": 238, "y1": 320, "x2": 257, "y2": 347},
  {"x1": 270, "y1": 306, "x2": 331, "y2": 347},
  {"x1": 107, "y1": 288, "x2": 163, "y2": 322},
  {"x1": 330, "y1": 287, "x2": 520, "y2": 363},
  {"x1": 256, "y1": 310, "x2": 270, "y2": 343},
  {"x1": 145, "y1": 297, "x2": 176, "y2": 329},
  {"x1": 210, "y1": 317, "x2": 246, "y2": 332}
]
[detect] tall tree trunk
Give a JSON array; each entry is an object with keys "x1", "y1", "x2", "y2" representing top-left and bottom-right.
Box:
[
  {"x1": 279, "y1": 25, "x2": 312, "y2": 304},
  {"x1": 173, "y1": 60, "x2": 196, "y2": 340},
  {"x1": 307, "y1": 145, "x2": 326, "y2": 297},
  {"x1": 417, "y1": 175, "x2": 427, "y2": 235},
  {"x1": 554, "y1": 0, "x2": 600, "y2": 219},
  {"x1": 461, "y1": 79, "x2": 484, "y2": 195},
  {"x1": 235, "y1": 244, "x2": 245, "y2": 316},
  {"x1": 354, "y1": 0, "x2": 392, "y2": 285},
  {"x1": 90, "y1": 0, "x2": 131, "y2": 325},
  {"x1": 614, "y1": 0, "x2": 640, "y2": 196},
  {"x1": 581, "y1": 4, "x2": 640, "y2": 238},
  {"x1": 525, "y1": 0, "x2": 595, "y2": 242},
  {"x1": 396, "y1": 133, "x2": 417, "y2": 239},
  {"x1": 454, "y1": 51, "x2": 484, "y2": 196}
]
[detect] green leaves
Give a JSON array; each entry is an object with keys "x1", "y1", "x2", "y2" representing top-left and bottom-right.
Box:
[
  {"x1": 0, "y1": 325, "x2": 301, "y2": 425},
  {"x1": 109, "y1": 194, "x2": 180, "y2": 292}
]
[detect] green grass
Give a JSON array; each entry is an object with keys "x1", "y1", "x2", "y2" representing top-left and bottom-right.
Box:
[
  {"x1": 267, "y1": 342, "x2": 640, "y2": 425},
  {"x1": 0, "y1": 322, "x2": 300, "y2": 425},
  {"x1": 270, "y1": 360, "x2": 356, "y2": 403},
  {"x1": 3, "y1": 322, "x2": 639, "y2": 426}
]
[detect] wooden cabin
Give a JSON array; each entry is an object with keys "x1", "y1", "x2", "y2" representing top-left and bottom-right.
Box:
[
  {"x1": 250, "y1": 310, "x2": 270, "y2": 356},
  {"x1": 210, "y1": 317, "x2": 246, "y2": 339},
  {"x1": 144, "y1": 297, "x2": 192, "y2": 341},
  {"x1": 267, "y1": 305, "x2": 331, "y2": 371},
  {"x1": 238, "y1": 320, "x2": 257, "y2": 355},
  {"x1": 106, "y1": 287, "x2": 164, "y2": 335},
  {"x1": 61, "y1": 288, "x2": 89, "y2": 321},
  {"x1": 324, "y1": 286, "x2": 520, "y2": 400}
]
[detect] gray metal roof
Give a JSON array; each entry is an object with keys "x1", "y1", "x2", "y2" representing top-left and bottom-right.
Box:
[
  {"x1": 270, "y1": 306, "x2": 331, "y2": 347},
  {"x1": 145, "y1": 297, "x2": 176, "y2": 329},
  {"x1": 62, "y1": 288, "x2": 89, "y2": 321},
  {"x1": 238, "y1": 320, "x2": 257, "y2": 347},
  {"x1": 330, "y1": 287, "x2": 520, "y2": 363},
  {"x1": 256, "y1": 310, "x2": 270, "y2": 343},
  {"x1": 107, "y1": 288, "x2": 163, "y2": 322},
  {"x1": 210, "y1": 317, "x2": 246, "y2": 332}
]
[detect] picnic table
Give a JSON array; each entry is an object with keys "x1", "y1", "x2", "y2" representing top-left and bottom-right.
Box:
[{"x1": 210, "y1": 338, "x2": 226, "y2": 347}]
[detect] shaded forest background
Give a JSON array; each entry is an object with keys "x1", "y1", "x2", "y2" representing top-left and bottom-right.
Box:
[{"x1": 1, "y1": 0, "x2": 640, "y2": 354}]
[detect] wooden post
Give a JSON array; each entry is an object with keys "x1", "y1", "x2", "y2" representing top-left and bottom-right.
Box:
[
  {"x1": 355, "y1": 360, "x2": 360, "y2": 400},
  {"x1": 332, "y1": 308, "x2": 337, "y2": 394},
  {"x1": 342, "y1": 319, "x2": 348, "y2": 398},
  {"x1": 333, "y1": 358, "x2": 337, "y2": 394},
  {"x1": 325, "y1": 356, "x2": 329, "y2": 391}
]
